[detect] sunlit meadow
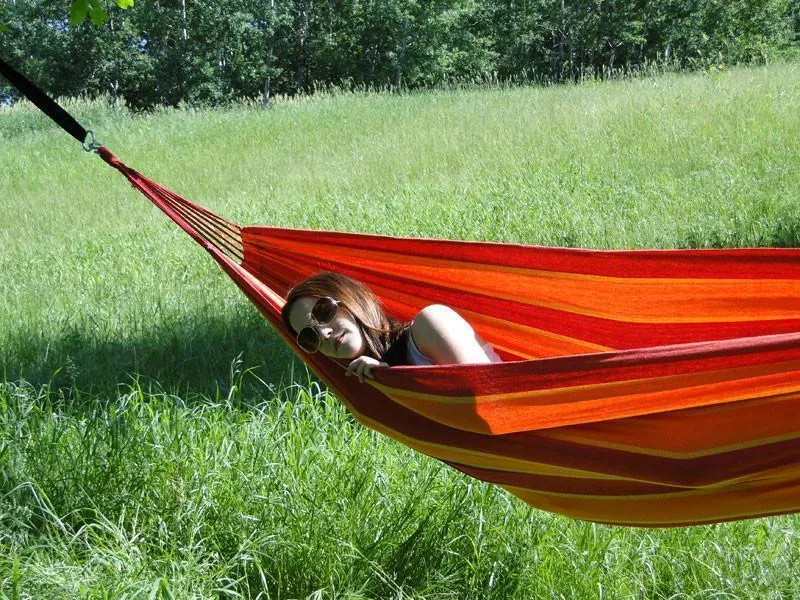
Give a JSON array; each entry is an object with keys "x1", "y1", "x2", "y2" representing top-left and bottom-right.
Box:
[{"x1": 1, "y1": 63, "x2": 800, "y2": 598}]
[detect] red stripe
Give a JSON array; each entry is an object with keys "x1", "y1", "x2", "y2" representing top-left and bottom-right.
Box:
[
  {"x1": 449, "y1": 462, "x2": 683, "y2": 495},
  {"x1": 243, "y1": 229, "x2": 800, "y2": 352},
  {"x1": 376, "y1": 334, "x2": 800, "y2": 397},
  {"x1": 247, "y1": 226, "x2": 800, "y2": 280}
]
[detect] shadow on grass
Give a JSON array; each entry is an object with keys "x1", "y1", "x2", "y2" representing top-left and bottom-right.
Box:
[
  {"x1": 2, "y1": 309, "x2": 306, "y2": 401},
  {"x1": 6, "y1": 213, "x2": 799, "y2": 400}
]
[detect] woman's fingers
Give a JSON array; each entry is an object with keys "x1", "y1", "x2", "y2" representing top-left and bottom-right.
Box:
[
  {"x1": 346, "y1": 360, "x2": 363, "y2": 378},
  {"x1": 345, "y1": 357, "x2": 380, "y2": 382},
  {"x1": 345, "y1": 359, "x2": 363, "y2": 381},
  {"x1": 355, "y1": 362, "x2": 369, "y2": 382},
  {"x1": 361, "y1": 363, "x2": 372, "y2": 382}
]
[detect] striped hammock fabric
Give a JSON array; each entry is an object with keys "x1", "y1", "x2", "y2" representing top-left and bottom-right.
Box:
[{"x1": 100, "y1": 147, "x2": 800, "y2": 527}]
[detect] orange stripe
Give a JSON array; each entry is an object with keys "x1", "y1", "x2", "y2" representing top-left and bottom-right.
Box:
[
  {"x1": 537, "y1": 393, "x2": 800, "y2": 458},
  {"x1": 503, "y1": 475, "x2": 800, "y2": 526},
  {"x1": 459, "y1": 308, "x2": 612, "y2": 356},
  {"x1": 258, "y1": 236, "x2": 800, "y2": 323},
  {"x1": 374, "y1": 359, "x2": 800, "y2": 434},
  {"x1": 346, "y1": 409, "x2": 622, "y2": 480},
  {"x1": 368, "y1": 281, "x2": 612, "y2": 357}
]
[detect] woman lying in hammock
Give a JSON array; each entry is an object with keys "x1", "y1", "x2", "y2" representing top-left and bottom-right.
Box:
[{"x1": 281, "y1": 272, "x2": 502, "y2": 381}]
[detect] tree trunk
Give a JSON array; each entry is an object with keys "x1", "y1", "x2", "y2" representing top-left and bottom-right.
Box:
[{"x1": 181, "y1": 0, "x2": 188, "y2": 40}]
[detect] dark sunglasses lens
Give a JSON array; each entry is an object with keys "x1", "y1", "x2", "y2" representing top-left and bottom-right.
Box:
[
  {"x1": 297, "y1": 327, "x2": 320, "y2": 353},
  {"x1": 312, "y1": 297, "x2": 338, "y2": 324}
]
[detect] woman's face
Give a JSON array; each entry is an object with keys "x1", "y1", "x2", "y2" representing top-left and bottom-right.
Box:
[{"x1": 288, "y1": 296, "x2": 367, "y2": 359}]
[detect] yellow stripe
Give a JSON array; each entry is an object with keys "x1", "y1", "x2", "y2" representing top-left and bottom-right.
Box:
[
  {"x1": 458, "y1": 307, "x2": 613, "y2": 354},
  {"x1": 501, "y1": 472, "x2": 797, "y2": 500},
  {"x1": 515, "y1": 499, "x2": 799, "y2": 526},
  {"x1": 537, "y1": 430, "x2": 800, "y2": 460},
  {"x1": 482, "y1": 342, "x2": 536, "y2": 360},
  {"x1": 502, "y1": 482, "x2": 707, "y2": 501},
  {"x1": 501, "y1": 474, "x2": 800, "y2": 525},
  {"x1": 372, "y1": 358, "x2": 800, "y2": 407},
  {"x1": 344, "y1": 402, "x2": 620, "y2": 480},
  {"x1": 368, "y1": 280, "x2": 611, "y2": 353}
]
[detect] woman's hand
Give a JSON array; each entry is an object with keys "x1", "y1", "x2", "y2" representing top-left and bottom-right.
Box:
[{"x1": 345, "y1": 356, "x2": 387, "y2": 382}]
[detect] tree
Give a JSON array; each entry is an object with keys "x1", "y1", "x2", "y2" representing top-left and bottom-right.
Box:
[{"x1": 2, "y1": 0, "x2": 798, "y2": 108}]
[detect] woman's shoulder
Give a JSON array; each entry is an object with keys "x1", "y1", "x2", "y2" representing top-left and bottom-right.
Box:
[
  {"x1": 411, "y1": 305, "x2": 466, "y2": 332},
  {"x1": 409, "y1": 305, "x2": 501, "y2": 364},
  {"x1": 409, "y1": 305, "x2": 474, "y2": 352}
]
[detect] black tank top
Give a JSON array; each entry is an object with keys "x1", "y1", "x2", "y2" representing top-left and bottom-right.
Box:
[{"x1": 380, "y1": 329, "x2": 412, "y2": 366}]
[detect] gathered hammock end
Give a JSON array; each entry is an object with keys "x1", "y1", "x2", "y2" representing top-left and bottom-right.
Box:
[{"x1": 96, "y1": 146, "x2": 800, "y2": 528}]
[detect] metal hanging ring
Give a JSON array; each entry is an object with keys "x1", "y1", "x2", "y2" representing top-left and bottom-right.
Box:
[{"x1": 82, "y1": 130, "x2": 101, "y2": 153}]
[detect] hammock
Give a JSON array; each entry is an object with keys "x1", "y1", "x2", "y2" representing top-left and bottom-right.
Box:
[
  {"x1": 97, "y1": 148, "x2": 800, "y2": 527},
  {"x1": 3, "y1": 58, "x2": 799, "y2": 526}
]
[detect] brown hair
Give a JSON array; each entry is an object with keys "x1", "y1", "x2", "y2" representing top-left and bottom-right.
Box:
[{"x1": 281, "y1": 271, "x2": 408, "y2": 359}]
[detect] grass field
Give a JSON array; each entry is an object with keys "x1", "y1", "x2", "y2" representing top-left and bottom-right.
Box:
[{"x1": 2, "y1": 63, "x2": 800, "y2": 598}]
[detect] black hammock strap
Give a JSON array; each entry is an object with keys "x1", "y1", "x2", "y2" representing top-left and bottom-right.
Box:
[
  {"x1": 1, "y1": 58, "x2": 243, "y2": 262},
  {"x1": 0, "y1": 56, "x2": 96, "y2": 149}
]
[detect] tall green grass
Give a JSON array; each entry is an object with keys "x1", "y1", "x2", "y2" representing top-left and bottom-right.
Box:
[
  {"x1": 2, "y1": 63, "x2": 800, "y2": 597},
  {"x1": 3, "y1": 378, "x2": 799, "y2": 598}
]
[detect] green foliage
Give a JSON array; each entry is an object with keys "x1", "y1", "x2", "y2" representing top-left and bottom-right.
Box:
[
  {"x1": 69, "y1": 0, "x2": 133, "y2": 26},
  {"x1": 1, "y1": 0, "x2": 798, "y2": 107},
  {"x1": 68, "y1": 0, "x2": 90, "y2": 25}
]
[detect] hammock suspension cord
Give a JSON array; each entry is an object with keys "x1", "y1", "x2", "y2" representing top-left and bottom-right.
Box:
[{"x1": 98, "y1": 149, "x2": 244, "y2": 263}]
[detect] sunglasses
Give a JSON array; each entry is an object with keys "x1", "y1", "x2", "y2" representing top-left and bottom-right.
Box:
[{"x1": 296, "y1": 296, "x2": 340, "y2": 353}]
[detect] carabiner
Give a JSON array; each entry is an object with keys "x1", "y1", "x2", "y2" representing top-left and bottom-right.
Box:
[{"x1": 82, "y1": 130, "x2": 101, "y2": 153}]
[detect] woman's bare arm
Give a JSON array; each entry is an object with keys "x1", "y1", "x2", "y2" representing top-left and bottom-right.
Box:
[{"x1": 410, "y1": 305, "x2": 496, "y2": 364}]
